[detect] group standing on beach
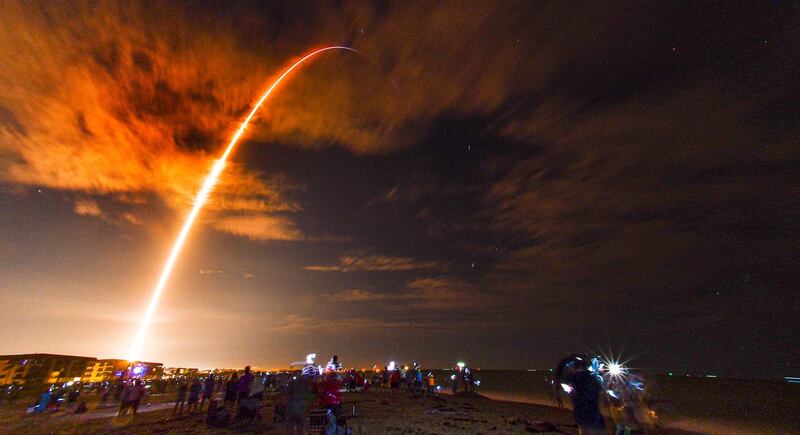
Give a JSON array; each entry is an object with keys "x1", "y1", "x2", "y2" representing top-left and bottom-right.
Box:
[
  {"x1": 16, "y1": 352, "x2": 656, "y2": 434},
  {"x1": 172, "y1": 366, "x2": 265, "y2": 418},
  {"x1": 117, "y1": 379, "x2": 146, "y2": 416}
]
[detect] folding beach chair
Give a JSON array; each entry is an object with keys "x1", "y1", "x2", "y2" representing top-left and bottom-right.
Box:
[
  {"x1": 339, "y1": 402, "x2": 363, "y2": 435},
  {"x1": 307, "y1": 408, "x2": 330, "y2": 434}
]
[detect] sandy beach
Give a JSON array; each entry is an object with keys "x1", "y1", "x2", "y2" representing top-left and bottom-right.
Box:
[{"x1": 0, "y1": 388, "x2": 704, "y2": 434}]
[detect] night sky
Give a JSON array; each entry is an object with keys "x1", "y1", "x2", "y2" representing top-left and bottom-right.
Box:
[{"x1": 0, "y1": 2, "x2": 798, "y2": 377}]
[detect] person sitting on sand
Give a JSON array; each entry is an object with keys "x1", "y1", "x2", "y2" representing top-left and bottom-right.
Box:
[
  {"x1": 188, "y1": 378, "x2": 202, "y2": 413},
  {"x1": 318, "y1": 371, "x2": 343, "y2": 414},
  {"x1": 326, "y1": 355, "x2": 341, "y2": 373},
  {"x1": 173, "y1": 380, "x2": 188, "y2": 415},
  {"x1": 205, "y1": 399, "x2": 231, "y2": 427},
  {"x1": 236, "y1": 394, "x2": 260, "y2": 422},
  {"x1": 74, "y1": 400, "x2": 88, "y2": 414}
]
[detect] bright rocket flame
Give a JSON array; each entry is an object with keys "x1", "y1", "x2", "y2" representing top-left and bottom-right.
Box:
[{"x1": 128, "y1": 46, "x2": 359, "y2": 361}]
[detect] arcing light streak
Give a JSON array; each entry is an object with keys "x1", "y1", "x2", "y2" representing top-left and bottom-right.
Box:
[{"x1": 128, "y1": 46, "x2": 359, "y2": 361}]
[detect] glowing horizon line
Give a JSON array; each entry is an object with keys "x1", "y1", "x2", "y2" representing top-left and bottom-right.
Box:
[{"x1": 128, "y1": 46, "x2": 358, "y2": 361}]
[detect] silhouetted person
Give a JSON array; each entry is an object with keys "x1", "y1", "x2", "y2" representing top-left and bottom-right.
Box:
[
  {"x1": 118, "y1": 381, "x2": 132, "y2": 416},
  {"x1": 101, "y1": 383, "x2": 110, "y2": 403},
  {"x1": 237, "y1": 366, "x2": 254, "y2": 402},
  {"x1": 173, "y1": 381, "x2": 187, "y2": 415},
  {"x1": 327, "y1": 355, "x2": 341, "y2": 372},
  {"x1": 188, "y1": 378, "x2": 202, "y2": 413},
  {"x1": 114, "y1": 379, "x2": 124, "y2": 401},
  {"x1": 201, "y1": 375, "x2": 215, "y2": 409},
  {"x1": 414, "y1": 367, "x2": 423, "y2": 393},
  {"x1": 389, "y1": 369, "x2": 400, "y2": 392},
  {"x1": 551, "y1": 378, "x2": 564, "y2": 409},
  {"x1": 461, "y1": 367, "x2": 472, "y2": 393},
  {"x1": 128, "y1": 379, "x2": 145, "y2": 415},
  {"x1": 285, "y1": 374, "x2": 308, "y2": 434},
  {"x1": 224, "y1": 373, "x2": 238, "y2": 410},
  {"x1": 558, "y1": 356, "x2": 605, "y2": 435}
]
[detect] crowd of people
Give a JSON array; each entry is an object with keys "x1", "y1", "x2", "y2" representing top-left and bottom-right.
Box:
[
  {"x1": 18, "y1": 355, "x2": 480, "y2": 429},
  {"x1": 165, "y1": 355, "x2": 475, "y2": 432},
  {"x1": 13, "y1": 352, "x2": 657, "y2": 434}
]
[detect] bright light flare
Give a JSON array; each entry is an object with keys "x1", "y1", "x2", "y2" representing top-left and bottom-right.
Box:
[
  {"x1": 608, "y1": 362, "x2": 624, "y2": 377},
  {"x1": 127, "y1": 46, "x2": 359, "y2": 361},
  {"x1": 604, "y1": 359, "x2": 629, "y2": 380}
]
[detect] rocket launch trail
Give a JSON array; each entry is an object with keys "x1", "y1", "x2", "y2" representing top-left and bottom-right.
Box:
[{"x1": 128, "y1": 46, "x2": 359, "y2": 361}]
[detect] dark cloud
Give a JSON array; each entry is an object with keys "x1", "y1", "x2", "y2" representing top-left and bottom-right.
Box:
[{"x1": 0, "y1": 1, "x2": 797, "y2": 375}]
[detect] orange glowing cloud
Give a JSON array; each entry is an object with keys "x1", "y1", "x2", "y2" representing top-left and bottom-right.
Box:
[
  {"x1": 0, "y1": 2, "x2": 303, "y2": 240},
  {"x1": 0, "y1": 1, "x2": 616, "y2": 244},
  {"x1": 210, "y1": 214, "x2": 302, "y2": 242},
  {"x1": 73, "y1": 199, "x2": 103, "y2": 217},
  {"x1": 304, "y1": 252, "x2": 441, "y2": 272}
]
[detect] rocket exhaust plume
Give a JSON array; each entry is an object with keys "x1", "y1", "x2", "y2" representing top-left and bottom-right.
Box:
[{"x1": 128, "y1": 46, "x2": 359, "y2": 361}]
